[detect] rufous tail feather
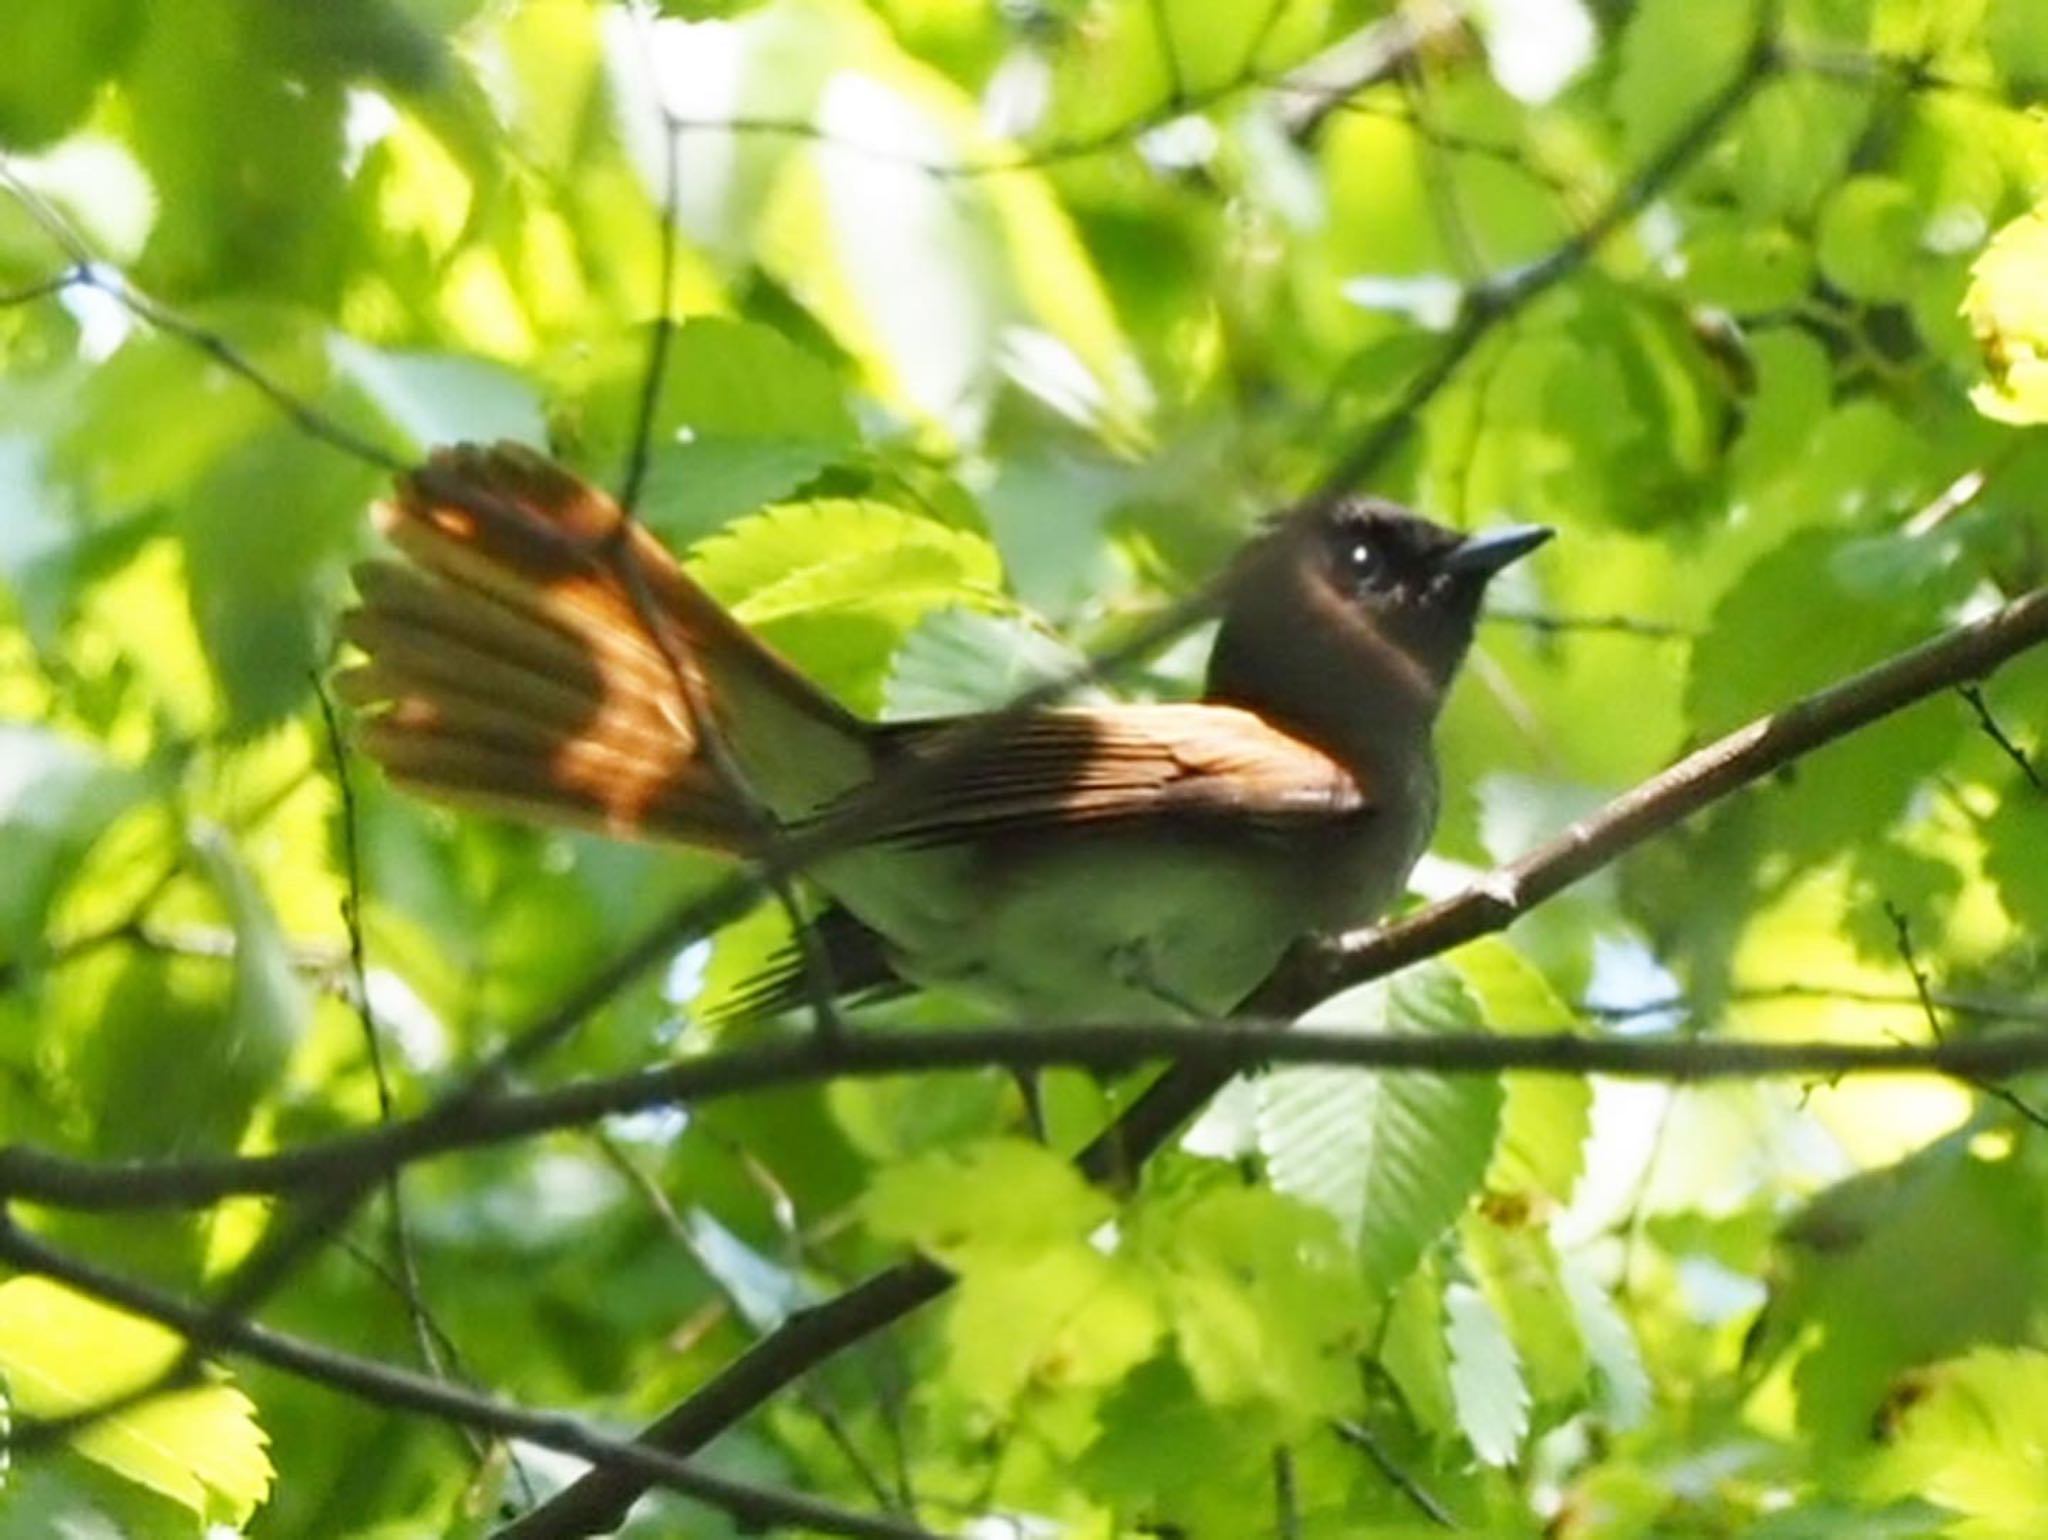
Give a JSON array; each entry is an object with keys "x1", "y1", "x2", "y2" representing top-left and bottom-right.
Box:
[{"x1": 337, "y1": 442, "x2": 869, "y2": 849}]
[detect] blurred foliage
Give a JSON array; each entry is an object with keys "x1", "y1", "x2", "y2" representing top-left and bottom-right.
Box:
[{"x1": 2, "y1": 0, "x2": 2048, "y2": 1535}]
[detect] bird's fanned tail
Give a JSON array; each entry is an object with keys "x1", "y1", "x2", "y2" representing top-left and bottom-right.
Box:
[{"x1": 336, "y1": 442, "x2": 868, "y2": 849}]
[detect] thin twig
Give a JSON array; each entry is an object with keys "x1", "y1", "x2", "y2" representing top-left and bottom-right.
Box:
[
  {"x1": 598, "y1": 36, "x2": 848, "y2": 1040},
  {"x1": 313, "y1": 678, "x2": 491, "y2": 1466},
  {"x1": 0, "y1": 165, "x2": 409, "y2": 477},
  {"x1": 1486, "y1": 608, "x2": 1691, "y2": 640},
  {"x1": 1272, "y1": 1445, "x2": 1300, "y2": 1540},
  {"x1": 1332, "y1": 1419, "x2": 1457, "y2": 1529},
  {"x1": 1887, "y1": 903, "x2": 2048, "y2": 1130},
  {"x1": 1585, "y1": 982, "x2": 2048, "y2": 1027},
  {"x1": 589, "y1": 1132, "x2": 899, "y2": 1514},
  {"x1": 1959, "y1": 683, "x2": 2044, "y2": 791}
]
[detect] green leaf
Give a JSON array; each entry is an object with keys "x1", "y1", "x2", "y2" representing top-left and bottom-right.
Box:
[
  {"x1": 1464, "y1": 1214, "x2": 1588, "y2": 1412},
  {"x1": 1687, "y1": 528, "x2": 1956, "y2": 737},
  {"x1": 1560, "y1": 1252, "x2": 1652, "y2": 1429},
  {"x1": 1377, "y1": 1258, "x2": 1457, "y2": 1440},
  {"x1": 1966, "y1": 205, "x2": 2048, "y2": 424},
  {"x1": 331, "y1": 339, "x2": 547, "y2": 452},
  {"x1": 655, "y1": 316, "x2": 859, "y2": 444},
  {"x1": 1612, "y1": 0, "x2": 1758, "y2": 158},
  {"x1": 1681, "y1": 219, "x2": 1816, "y2": 313},
  {"x1": 1984, "y1": 789, "x2": 2048, "y2": 934},
  {"x1": 1445, "y1": 1281, "x2": 1528, "y2": 1467},
  {"x1": 1816, "y1": 176, "x2": 1923, "y2": 303},
  {"x1": 1078, "y1": 1356, "x2": 1275, "y2": 1527},
  {"x1": 189, "y1": 825, "x2": 312, "y2": 1110},
  {"x1": 1732, "y1": 76, "x2": 1872, "y2": 220},
  {"x1": 1136, "y1": 1185, "x2": 1369, "y2": 1430},
  {"x1": 826, "y1": 1071, "x2": 1011, "y2": 1161},
  {"x1": 1988, "y1": 0, "x2": 2048, "y2": 90},
  {"x1": 0, "y1": 726, "x2": 147, "y2": 957},
  {"x1": 73, "y1": 827, "x2": 307, "y2": 1174},
  {"x1": 691, "y1": 499, "x2": 1001, "y2": 625},
  {"x1": 881, "y1": 605, "x2": 1090, "y2": 719},
  {"x1": 176, "y1": 428, "x2": 378, "y2": 730},
  {"x1": 861, "y1": 1137, "x2": 1114, "y2": 1269},
  {"x1": 944, "y1": 1243, "x2": 1162, "y2": 1409},
  {"x1": 1255, "y1": 962, "x2": 1504, "y2": 1292},
  {"x1": 54, "y1": 329, "x2": 313, "y2": 514},
  {"x1": 688, "y1": 497, "x2": 1004, "y2": 709},
  {"x1": 1860, "y1": 1348, "x2": 2048, "y2": 1531},
  {"x1": 1768, "y1": 1140, "x2": 2048, "y2": 1454},
  {"x1": 1452, "y1": 938, "x2": 1591, "y2": 1202},
  {"x1": 0, "y1": 1277, "x2": 272, "y2": 1526},
  {"x1": 638, "y1": 436, "x2": 843, "y2": 545},
  {"x1": 0, "y1": 0, "x2": 143, "y2": 149}
]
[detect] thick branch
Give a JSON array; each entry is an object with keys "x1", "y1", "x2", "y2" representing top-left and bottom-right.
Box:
[{"x1": 12, "y1": 1018, "x2": 2048, "y2": 1213}]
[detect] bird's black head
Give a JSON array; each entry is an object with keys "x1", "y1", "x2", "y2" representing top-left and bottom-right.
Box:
[
  {"x1": 1207, "y1": 498, "x2": 1552, "y2": 748},
  {"x1": 1313, "y1": 499, "x2": 1551, "y2": 659}
]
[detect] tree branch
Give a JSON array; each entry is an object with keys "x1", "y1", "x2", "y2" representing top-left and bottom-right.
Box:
[
  {"x1": 16, "y1": 1014, "x2": 2048, "y2": 1214},
  {"x1": 0, "y1": 1214, "x2": 940, "y2": 1540}
]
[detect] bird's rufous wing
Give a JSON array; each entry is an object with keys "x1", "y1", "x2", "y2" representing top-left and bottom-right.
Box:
[{"x1": 843, "y1": 702, "x2": 1372, "y2": 846}]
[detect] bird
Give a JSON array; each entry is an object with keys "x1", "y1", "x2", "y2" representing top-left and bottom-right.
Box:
[{"x1": 337, "y1": 442, "x2": 1549, "y2": 1024}]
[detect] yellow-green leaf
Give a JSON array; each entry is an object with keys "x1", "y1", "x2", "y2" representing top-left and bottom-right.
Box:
[{"x1": 0, "y1": 1277, "x2": 272, "y2": 1526}]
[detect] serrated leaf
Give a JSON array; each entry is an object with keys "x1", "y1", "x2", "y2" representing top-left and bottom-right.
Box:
[
  {"x1": 1256, "y1": 963, "x2": 1503, "y2": 1292},
  {"x1": 1445, "y1": 1281, "x2": 1529, "y2": 1467},
  {"x1": 686, "y1": 497, "x2": 1006, "y2": 710},
  {"x1": 1464, "y1": 1214, "x2": 1587, "y2": 1409},
  {"x1": 639, "y1": 436, "x2": 842, "y2": 545},
  {"x1": 0, "y1": 1278, "x2": 271, "y2": 1526},
  {"x1": 689, "y1": 499, "x2": 1001, "y2": 625}
]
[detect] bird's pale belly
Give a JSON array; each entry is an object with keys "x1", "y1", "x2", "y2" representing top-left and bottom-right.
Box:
[{"x1": 817, "y1": 812, "x2": 1421, "y2": 1021}]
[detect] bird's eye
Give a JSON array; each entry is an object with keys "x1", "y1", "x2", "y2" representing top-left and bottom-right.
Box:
[{"x1": 1344, "y1": 540, "x2": 1382, "y2": 586}]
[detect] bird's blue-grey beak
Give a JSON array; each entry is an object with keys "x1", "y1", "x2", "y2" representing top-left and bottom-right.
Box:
[{"x1": 1444, "y1": 523, "x2": 1553, "y2": 578}]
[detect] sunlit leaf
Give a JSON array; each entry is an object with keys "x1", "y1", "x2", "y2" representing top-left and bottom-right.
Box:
[
  {"x1": 1966, "y1": 206, "x2": 2048, "y2": 425},
  {"x1": 1445, "y1": 1280, "x2": 1528, "y2": 1467},
  {"x1": 0, "y1": 1277, "x2": 271, "y2": 1526},
  {"x1": 1256, "y1": 963, "x2": 1504, "y2": 1292}
]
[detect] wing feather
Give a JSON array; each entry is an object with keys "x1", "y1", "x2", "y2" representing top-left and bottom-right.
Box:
[{"x1": 844, "y1": 703, "x2": 1370, "y2": 846}]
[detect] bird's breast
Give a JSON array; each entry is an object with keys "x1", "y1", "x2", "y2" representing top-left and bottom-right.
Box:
[{"x1": 817, "y1": 807, "x2": 1419, "y2": 1021}]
